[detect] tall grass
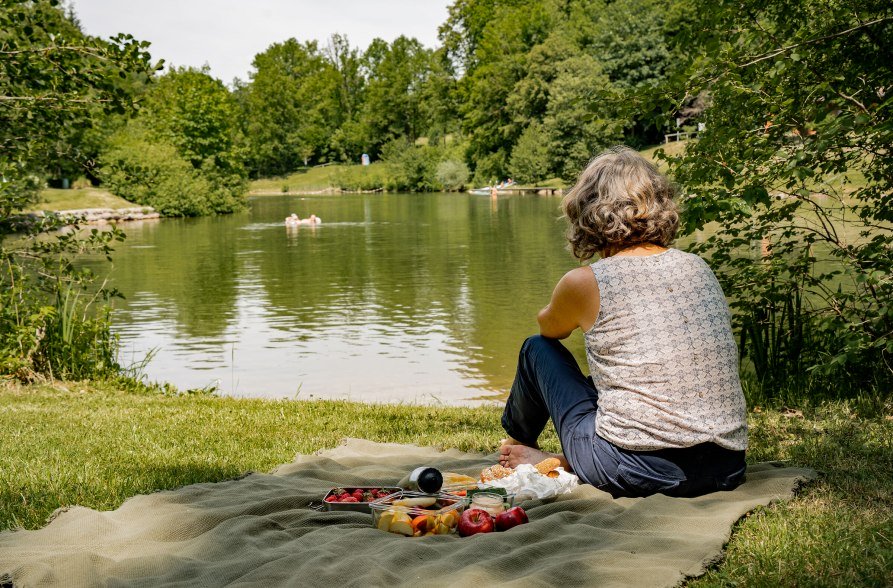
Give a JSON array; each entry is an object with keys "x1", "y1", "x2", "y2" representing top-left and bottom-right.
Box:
[
  {"x1": 0, "y1": 253, "x2": 119, "y2": 381},
  {"x1": 36, "y1": 280, "x2": 119, "y2": 380}
]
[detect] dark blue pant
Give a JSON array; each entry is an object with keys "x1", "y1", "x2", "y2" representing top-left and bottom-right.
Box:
[{"x1": 501, "y1": 335, "x2": 746, "y2": 498}]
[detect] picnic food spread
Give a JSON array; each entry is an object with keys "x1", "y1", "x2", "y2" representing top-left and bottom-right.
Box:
[
  {"x1": 485, "y1": 463, "x2": 579, "y2": 500},
  {"x1": 319, "y1": 459, "x2": 580, "y2": 538},
  {"x1": 322, "y1": 487, "x2": 401, "y2": 512},
  {"x1": 399, "y1": 466, "x2": 444, "y2": 493},
  {"x1": 369, "y1": 491, "x2": 466, "y2": 536}
]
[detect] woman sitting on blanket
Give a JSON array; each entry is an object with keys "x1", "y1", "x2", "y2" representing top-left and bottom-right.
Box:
[{"x1": 499, "y1": 146, "x2": 748, "y2": 498}]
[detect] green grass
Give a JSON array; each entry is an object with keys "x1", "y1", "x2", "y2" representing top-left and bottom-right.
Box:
[
  {"x1": 639, "y1": 140, "x2": 689, "y2": 172},
  {"x1": 1, "y1": 381, "x2": 891, "y2": 585},
  {"x1": 249, "y1": 162, "x2": 393, "y2": 194},
  {"x1": 28, "y1": 188, "x2": 137, "y2": 212}
]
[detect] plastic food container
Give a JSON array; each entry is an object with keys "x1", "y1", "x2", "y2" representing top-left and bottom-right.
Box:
[
  {"x1": 370, "y1": 491, "x2": 467, "y2": 537},
  {"x1": 466, "y1": 487, "x2": 515, "y2": 509},
  {"x1": 323, "y1": 487, "x2": 402, "y2": 513},
  {"x1": 470, "y1": 492, "x2": 506, "y2": 516},
  {"x1": 441, "y1": 482, "x2": 480, "y2": 497}
]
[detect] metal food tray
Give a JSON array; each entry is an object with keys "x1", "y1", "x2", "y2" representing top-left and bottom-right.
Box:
[{"x1": 322, "y1": 487, "x2": 402, "y2": 513}]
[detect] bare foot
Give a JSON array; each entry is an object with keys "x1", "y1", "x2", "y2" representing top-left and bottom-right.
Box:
[
  {"x1": 499, "y1": 435, "x2": 539, "y2": 450},
  {"x1": 498, "y1": 443, "x2": 571, "y2": 472}
]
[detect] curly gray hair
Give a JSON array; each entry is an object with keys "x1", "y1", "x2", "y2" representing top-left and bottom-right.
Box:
[{"x1": 561, "y1": 146, "x2": 679, "y2": 261}]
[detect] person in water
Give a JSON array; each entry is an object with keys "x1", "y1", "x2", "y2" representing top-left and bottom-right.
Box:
[
  {"x1": 499, "y1": 146, "x2": 747, "y2": 498},
  {"x1": 285, "y1": 213, "x2": 322, "y2": 226}
]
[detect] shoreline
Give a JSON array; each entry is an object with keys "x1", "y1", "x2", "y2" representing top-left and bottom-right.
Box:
[
  {"x1": 248, "y1": 187, "x2": 384, "y2": 196},
  {"x1": 6, "y1": 207, "x2": 161, "y2": 230}
]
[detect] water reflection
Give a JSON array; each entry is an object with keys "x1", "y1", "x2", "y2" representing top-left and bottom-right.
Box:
[{"x1": 84, "y1": 193, "x2": 585, "y2": 404}]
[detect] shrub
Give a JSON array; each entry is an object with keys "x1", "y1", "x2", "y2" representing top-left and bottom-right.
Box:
[
  {"x1": 101, "y1": 126, "x2": 244, "y2": 216},
  {"x1": 71, "y1": 177, "x2": 93, "y2": 190},
  {"x1": 671, "y1": 0, "x2": 893, "y2": 399},
  {"x1": 509, "y1": 123, "x2": 552, "y2": 184},
  {"x1": 381, "y1": 139, "x2": 441, "y2": 192},
  {"x1": 436, "y1": 159, "x2": 470, "y2": 191},
  {"x1": 0, "y1": 222, "x2": 122, "y2": 381}
]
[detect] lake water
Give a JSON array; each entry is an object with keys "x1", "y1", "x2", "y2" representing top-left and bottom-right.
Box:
[{"x1": 90, "y1": 193, "x2": 588, "y2": 405}]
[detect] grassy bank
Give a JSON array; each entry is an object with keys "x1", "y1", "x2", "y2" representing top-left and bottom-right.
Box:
[
  {"x1": 1, "y1": 381, "x2": 891, "y2": 585},
  {"x1": 28, "y1": 187, "x2": 137, "y2": 212},
  {"x1": 249, "y1": 162, "x2": 394, "y2": 194},
  {"x1": 248, "y1": 145, "x2": 677, "y2": 195}
]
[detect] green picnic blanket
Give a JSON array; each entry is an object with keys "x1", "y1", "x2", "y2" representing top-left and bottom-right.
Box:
[{"x1": 0, "y1": 439, "x2": 816, "y2": 587}]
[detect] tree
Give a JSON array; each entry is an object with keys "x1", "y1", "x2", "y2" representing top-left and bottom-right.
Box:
[
  {"x1": 142, "y1": 67, "x2": 241, "y2": 169},
  {"x1": 585, "y1": 0, "x2": 674, "y2": 91},
  {"x1": 325, "y1": 34, "x2": 368, "y2": 162},
  {"x1": 242, "y1": 39, "x2": 339, "y2": 176},
  {"x1": 100, "y1": 67, "x2": 246, "y2": 216},
  {"x1": 438, "y1": 0, "x2": 530, "y2": 74},
  {"x1": 326, "y1": 34, "x2": 364, "y2": 122},
  {"x1": 380, "y1": 138, "x2": 441, "y2": 191},
  {"x1": 460, "y1": 1, "x2": 557, "y2": 181},
  {"x1": 582, "y1": 0, "x2": 685, "y2": 145},
  {"x1": 0, "y1": 0, "x2": 158, "y2": 379},
  {"x1": 508, "y1": 122, "x2": 551, "y2": 184},
  {"x1": 101, "y1": 124, "x2": 241, "y2": 216},
  {"x1": 357, "y1": 36, "x2": 433, "y2": 156},
  {"x1": 669, "y1": 0, "x2": 893, "y2": 396},
  {"x1": 1, "y1": 0, "x2": 157, "y2": 214},
  {"x1": 541, "y1": 54, "x2": 625, "y2": 181},
  {"x1": 418, "y1": 48, "x2": 461, "y2": 147}
]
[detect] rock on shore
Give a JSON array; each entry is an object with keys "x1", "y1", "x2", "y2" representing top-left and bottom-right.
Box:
[{"x1": 35, "y1": 207, "x2": 161, "y2": 223}]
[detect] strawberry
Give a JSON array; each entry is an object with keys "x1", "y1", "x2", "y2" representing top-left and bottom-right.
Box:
[
  {"x1": 341, "y1": 496, "x2": 359, "y2": 503},
  {"x1": 362, "y1": 492, "x2": 374, "y2": 502},
  {"x1": 352, "y1": 489, "x2": 364, "y2": 500},
  {"x1": 324, "y1": 494, "x2": 339, "y2": 503}
]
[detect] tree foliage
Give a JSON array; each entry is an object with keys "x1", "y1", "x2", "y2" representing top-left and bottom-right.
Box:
[
  {"x1": 242, "y1": 39, "x2": 339, "y2": 176},
  {"x1": 669, "y1": 0, "x2": 893, "y2": 394},
  {"x1": 0, "y1": 0, "x2": 157, "y2": 214},
  {"x1": 1, "y1": 0, "x2": 158, "y2": 380},
  {"x1": 100, "y1": 67, "x2": 247, "y2": 215},
  {"x1": 357, "y1": 36, "x2": 434, "y2": 156}
]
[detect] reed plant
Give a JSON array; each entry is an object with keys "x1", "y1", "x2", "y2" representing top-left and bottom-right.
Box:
[
  {"x1": 0, "y1": 217, "x2": 123, "y2": 381},
  {"x1": 33, "y1": 281, "x2": 118, "y2": 380}
]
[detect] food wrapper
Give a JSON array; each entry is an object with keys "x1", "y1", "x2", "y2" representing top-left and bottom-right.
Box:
[{"x1": 483, "y1": 463, "x2": 579, "y2": 500}]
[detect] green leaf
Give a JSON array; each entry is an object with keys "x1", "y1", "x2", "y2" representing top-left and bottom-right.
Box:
[{"x1": 742, "y1": 184, "x2": 770, "y2": 207}]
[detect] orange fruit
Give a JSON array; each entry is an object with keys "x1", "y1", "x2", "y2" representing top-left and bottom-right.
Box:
[{"x1": 411, "y1": 514, "x2": 435, "y2": 533}]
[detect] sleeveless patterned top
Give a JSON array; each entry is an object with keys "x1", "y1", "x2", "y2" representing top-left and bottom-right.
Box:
[{"x1": 584, "y1": 248, "x2": 748, "y2": 451}]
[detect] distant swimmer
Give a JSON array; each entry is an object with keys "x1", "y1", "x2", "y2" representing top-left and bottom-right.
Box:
[
  {"x1": 285, "y1": 213, "x2": 301, "y2": 226},
  {"x1": 302, "y1": 214, "x2": 322, "y2": 225}
]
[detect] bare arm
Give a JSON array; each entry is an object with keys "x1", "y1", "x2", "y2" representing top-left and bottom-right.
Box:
[{"x1": 537, "y1": 266, "x2": 600, "y2": 339}]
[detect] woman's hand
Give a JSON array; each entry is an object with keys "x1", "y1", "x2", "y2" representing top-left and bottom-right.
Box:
[{"x1": 537, "y1": 266, "x2": 600, "y2": 339}]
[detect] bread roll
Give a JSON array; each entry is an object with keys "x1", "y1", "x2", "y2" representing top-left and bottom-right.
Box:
[
  {"x1": 534, "y1": 458, "x2": 561, "y2": 475},
  {"x1": 480, "y1": 464, "x2": 514, "y2": 482}
]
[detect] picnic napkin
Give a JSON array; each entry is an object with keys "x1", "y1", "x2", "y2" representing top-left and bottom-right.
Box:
[{"x1": 0, "y1": 439, "x2": 816, "y2": 587}]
